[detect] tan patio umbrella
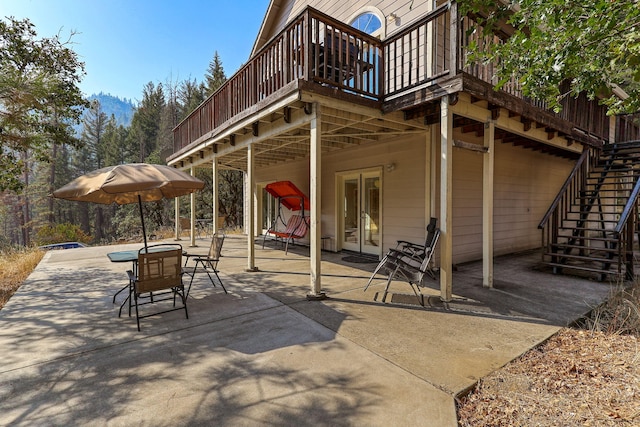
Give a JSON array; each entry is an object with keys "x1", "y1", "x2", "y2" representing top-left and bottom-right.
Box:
[{"x1": 53, "y1": 163, "x2": 205, "y2": 249}]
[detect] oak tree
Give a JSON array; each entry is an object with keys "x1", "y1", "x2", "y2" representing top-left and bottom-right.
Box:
[{"x1": 459, "y1": 0, "x2": 640, "y2": 114}]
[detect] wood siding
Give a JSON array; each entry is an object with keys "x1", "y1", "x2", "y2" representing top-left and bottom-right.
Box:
[
  {"x1": 255, "y1": 127, "x2": 572, "y2": 264},
  {"x1": 256, "y1": 133, "x2": 428, "y2": 253},
  {"x1": 450, "y1": 141, "x2": 573, "y2": 264},
  {"x1": 264, "y1": 0, "x2": 434, "y2": 45}
]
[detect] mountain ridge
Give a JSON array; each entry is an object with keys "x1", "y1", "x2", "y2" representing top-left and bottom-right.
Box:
[{"x1": 87, "y1": 93, "x2": 135, "y2": 127}]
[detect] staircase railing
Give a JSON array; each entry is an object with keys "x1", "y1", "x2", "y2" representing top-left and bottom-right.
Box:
[
  {"x1": 538, "y1": 147, "x2": 597, "y2": 258},
  {"x1": 613, "y1": 171, "x2": 640, "y2": 279}
]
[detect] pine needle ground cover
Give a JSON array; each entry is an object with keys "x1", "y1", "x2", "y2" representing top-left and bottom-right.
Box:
[{"x1": 458, "y1": 282, "x2": 640, "y2": 426}]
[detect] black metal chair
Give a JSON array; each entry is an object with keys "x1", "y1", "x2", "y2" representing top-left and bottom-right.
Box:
[
  {"x1": 364, "y1": 217, "x2": 438, "y2": 292},
  {"x1": 120, "y1": 244, "x2": 188, "y2": 331},
  {"x1": 378, "y1": 228, "x2": 440, "y2": 306},
  {"x1": 184, "y1": 234, "x2": 227, "y2": 297}
]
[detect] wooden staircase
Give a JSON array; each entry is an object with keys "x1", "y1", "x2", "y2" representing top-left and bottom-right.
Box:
[{"x1": 539, "y1": 141, "x2": 640, "y2": 280}]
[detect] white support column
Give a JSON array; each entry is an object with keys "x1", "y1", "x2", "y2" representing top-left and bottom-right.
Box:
[
  {"x1": 424, "y1": 128, "x2": 433, "y2": 224},
  {"x1": 308, "y1": 103, "x2": 325, "y2": 299},
  {"x1": 190, "y1": 166, "x2": 196, "y2": 247},
  {"x1": 174, "y1": 197, "x2": 180, "y2": 240},
  {"x1": 483, "y1": 120, "x2": 495, "y2": 288},
  {"x1": 440, "y1": 96, "x2": 453, "y2": 302},
  {"x1": 212, "y1": 158, "x2": 219, "y2": 235},
  {"x1": 246, "y1": 144, "x2": 257, "y2": 271}
]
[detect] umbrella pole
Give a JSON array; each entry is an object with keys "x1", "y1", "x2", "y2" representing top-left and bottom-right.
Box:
[{"x1": 138, "y1": 195, "x2": 148, "y2": 250}]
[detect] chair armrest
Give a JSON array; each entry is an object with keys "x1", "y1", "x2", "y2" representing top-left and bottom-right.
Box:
[
  {"x1": 396, "y1": 240, "x2": 425, "y2": 253},
  {"x1": 390, "y1": 242, "x2": 426, "y2": 260},
  {"x1": 386, "y1": 249, "x2": 422, "y2": 270}
]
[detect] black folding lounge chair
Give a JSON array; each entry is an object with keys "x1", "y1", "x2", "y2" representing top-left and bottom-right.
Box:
[
  {"x1": 378, "y1": 228, "x2": 440, "y2": 306},
  {"x1": 364, "y1": 217, "x2": 438, "y2": 292}
]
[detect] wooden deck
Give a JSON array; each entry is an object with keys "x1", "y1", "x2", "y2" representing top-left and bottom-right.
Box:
[{"x1": 171, "y1": 4, "x2": 639, "y2": 161}]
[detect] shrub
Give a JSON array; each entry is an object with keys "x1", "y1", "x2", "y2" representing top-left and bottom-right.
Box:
[{"x1": 35, "y1": 223, "x2": 92, "y2": 246}]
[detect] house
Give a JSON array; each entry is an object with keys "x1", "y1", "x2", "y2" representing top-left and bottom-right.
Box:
[{"x1": 167, "y1": 0, "x2": 640, "y2": 301}]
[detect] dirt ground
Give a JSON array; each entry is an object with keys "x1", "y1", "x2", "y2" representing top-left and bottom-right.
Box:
[{"x1": 457, "y1": 328, "x2": 640, "y2": 426}]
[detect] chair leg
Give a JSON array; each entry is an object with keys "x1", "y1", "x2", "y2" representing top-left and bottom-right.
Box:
[
  {"x1": 112, "y1": 282, "x2": 128, "y2": 303},
  {"x1": 186, "y1": 261, "x2": 199, "y2": 297},
  {"x1": 409, "y1": 282, "x2": 425, "y2": 307},
  {"x1": 212, "y1": 270, "x2": 227, "y2": 294},
  {"x1": 179, "y1": 286, "x2": 189, "y2": 319},
  {"x1": 381, "y1": 274, "x2": 395, "y2": 303},
  {"x1": 133, "y1": 291, "x2": 141, "y2": 332},
  {"x1": 364, "y1": 255, "x2": 388, "y2": 291},
  {"x1": 203, "y1": 261, "x2": 227, "y2": 294}
]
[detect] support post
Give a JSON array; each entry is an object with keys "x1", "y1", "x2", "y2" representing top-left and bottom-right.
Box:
[
  {"x1": 190, "y1": 166, "x2": 196, "y2": 247},
  {"x1": 212, "y1": 158, "x2": 219, "y2": 235},
  {"x1": 483, "y1": 120, "x2": 495, "y2": 288},
  {"x1": 174, "y1": 197, "x2": 180, "y2": 240},
  {"x1": 308, "y1": 103, "x2": 325, "y2": 299},
  {"x1": 424, "y1": 128, "x2": 433, "y2": 225},
  {"x1": 440, "y1": 96, "x2": 453, "y2": 302},
  {"x1": 247, "y1": 144, "x2": 257, "y2": 271}
]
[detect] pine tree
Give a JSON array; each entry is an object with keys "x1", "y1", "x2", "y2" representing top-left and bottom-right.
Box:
[
  {"x1": 204, "y1": 51, "x2": 227, "y2": 96},
  {"x1": 178, "y1": 78, "x2": 206, "y2": 121},
  {"x1": 129, "y1": 82, "x2": 165, "y2": 163}
]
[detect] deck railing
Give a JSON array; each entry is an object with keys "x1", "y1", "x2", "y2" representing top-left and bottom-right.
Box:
[
  {"x1": 173, "y1": 3, "x2": 617, "y2": 153},
  {"x1": 173, "y1": 7, "x2": 383, "y2": 152},
  {"x1": 616, "y1": 114, "x2": 640, "y2": 142},
  {"x1": 384, "y1": 4, "x2": 451, "y2": 97}
]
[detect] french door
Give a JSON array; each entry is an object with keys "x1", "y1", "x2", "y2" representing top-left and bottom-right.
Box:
[{"x1": 339, "y1": 170, "x2": 381, "y2": 256}]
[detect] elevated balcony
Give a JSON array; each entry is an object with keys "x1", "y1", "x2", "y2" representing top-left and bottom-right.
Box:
[{"x1": 171, "y1": 3, "x2": 639, "y2": 160}]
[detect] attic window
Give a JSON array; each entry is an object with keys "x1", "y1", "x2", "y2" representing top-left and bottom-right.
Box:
[{"x1": 349, "y1": 12, "x2": 382, "y2": 36}]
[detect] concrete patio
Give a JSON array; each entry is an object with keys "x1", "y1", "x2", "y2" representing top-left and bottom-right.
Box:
[{"x1": 0, "y1": 234, "x2": 613, "y2": 426}]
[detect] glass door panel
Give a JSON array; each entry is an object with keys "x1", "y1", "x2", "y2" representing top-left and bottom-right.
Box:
[
  {"x1": 340, "y1": 170, "x2": 381, "y2": 256},
  {"x1": 362, "y1": 174, "x2": 380, "y2": 253},
  {"x1": 342, "y1": 176, "x2": 360, "y2": 252}
]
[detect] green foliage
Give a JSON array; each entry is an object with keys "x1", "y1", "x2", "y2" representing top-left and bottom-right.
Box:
[
  {"x1": 3, "y1": 44, "x2": 242, "y2": 247},
  {"x1": 204, "y1": 51, "x2": 227, "y2": 96},
  {"x1": 35, "y1": 222, "x2": 92, "y2": 246},
  {"x1": 459, "y1": 0, "x2": 640, "y2": 114},
  {"x1": 128, "y1": 82, "x2": 165, "y2": 162},
  {"x1": 177, "y1": 78, "x2": 206, "y2": 121},
  {"x1": 0, "y1": 17, "x2": 88, "y2": 192},
  {"x1": 218, "y1": 170, "x2": 244, "y2": 227}
]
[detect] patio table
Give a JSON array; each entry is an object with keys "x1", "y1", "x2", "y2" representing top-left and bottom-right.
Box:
[{"x1": 108, "y1": 249, "x2": 142, "y2": 304}]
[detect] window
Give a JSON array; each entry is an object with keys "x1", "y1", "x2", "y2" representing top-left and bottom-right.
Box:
[{"x1": 349, "y1": 12, "x2": 382, "y2": 36}]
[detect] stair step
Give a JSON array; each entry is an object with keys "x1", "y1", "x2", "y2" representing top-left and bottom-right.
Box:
[
  {"x1": 569, "y1": 211, "x2": 622, "y2": 215},
  {"x1": 590, "y1": 167, "x2": 640, "y2": 173},
  {"x1": 603, "y1": 141, "x2": 640, "y2": 151},
  {"x1": 577, "y1": 195, "x2": 629, "y2": 199},
  {"x1": 545, "y1": 251, "x2": 617, "y2": 263},
  {"x1": 563, "y1": 216, "x2": 618, "y2": 224},
  {"x1": 555, "y1": 235, "x2": 618, "y2": 243},
  {"x1": 565, "y1": 211, "x2": 618, "y2": 217},
  {"x1": 584, "y1": 183, "x2": 634, "y2": 188},
  {"x1": 542, "y1": 261, "x2": 620, "y2": 276},
  {"x1": 571, "y1": 203, "x2": 625, "y2": 213},
  {"x1": 550, "y1": 243, "x2": 618, "y2": 253},
  {"x1": 558, "y1": 226, "x2": 616, "y2": 232}
]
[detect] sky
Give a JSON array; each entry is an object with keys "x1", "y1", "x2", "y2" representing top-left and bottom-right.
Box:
[{"x1": 0, "y1": 0, "x2": 271, "y2": 103}]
